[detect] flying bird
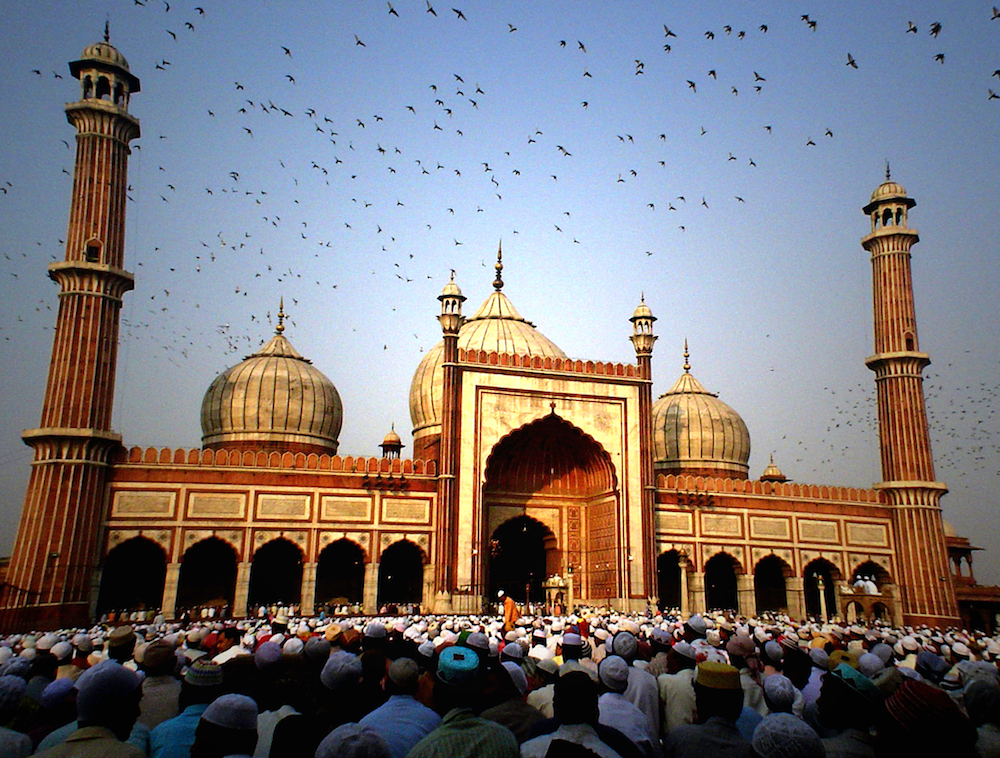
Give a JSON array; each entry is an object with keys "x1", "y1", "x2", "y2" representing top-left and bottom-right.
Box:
[
  {"x1": 929, "y1": 22, "x2": 942, "y2": 37},
  {"x1": 934, "y1": 53, "x2": 945, "y2": 64},
  {"x1": 687, "y1": 80, "x2": 697, "y2": 92},
  {"x1": 388, "y1": 2, "x2": 398, "y2": 16},
  {"x1": 906, "y1": 21, "x2": 917, "y2": 33},
  {"x1": 354, "y1": 34, "x2": 365, "y2": 46},
  {"x1": 846, "y1": 53, "x2": 858, "y2": 68},
  {"x1": 426, "y1": 1, "x2": 436, "y2": 15},
  {"x1": 452, "y1": 8, "x2": 466, "y2": 20},
  {"x1": 578, "y1": 40, "x2": 587, "y2": 52}
]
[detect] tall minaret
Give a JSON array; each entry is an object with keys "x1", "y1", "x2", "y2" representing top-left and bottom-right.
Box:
[
  {"x1": 629, "y1": 296, "x2": 657, "y2": 601},
  {"x1": 2, "y1": 34, "x2": 140, "y2": 630},
  {"x1": 862, "y1": 171, "x2": 959, "y2": 626}
]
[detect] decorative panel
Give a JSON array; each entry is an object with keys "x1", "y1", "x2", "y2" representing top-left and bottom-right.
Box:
[
  {"x1": 750, "y1": 517, "x2": 790, "y2": 540},
  {"x1": 187, "y1": 493, "x2": 245, "y2": 519},
  {"x1": 846, "y1": 522, "x2": 888, "y2": 547},
  {"x1": 112, "y1": 490, "x2": 175, "y2": 517},
  {"x1": 257, "y1": 494, "x2": 311, "y2": 520},
  {"x1": 701, "y1": 513, "x2": 742, "y2": 537},
  {"x1": 321, "y1": 496, "x2": 372, "y2": 522},
  {"x1": 799, "y1": 519, "x2": 839, "y2": 543},
  {"x1": 382, "y1": 497, "x2": 431, "y2": 524},
  {"x1": 658, "y1": 511, "x2": 693, "y2": 534}
]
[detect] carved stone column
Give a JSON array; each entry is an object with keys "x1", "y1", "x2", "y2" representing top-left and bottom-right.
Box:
[
  {"x1": 737, "y1": 574, "x2": 756, "y2": 617},
  {"x1": 363, "y1": 562, "x2": 379, "y2": 614},
  {"x1": 234, "y1": 561, "x2": 252, "y2": 619},
  {"x1": 690, "y1": 572, "x2": 706, "y2": 615},
  {"x1": 161, "y1": 562, "x2": 181, "y2": 620},
  {"x1": 300, "y1": 562, "x2": 317, "y2": 616}
]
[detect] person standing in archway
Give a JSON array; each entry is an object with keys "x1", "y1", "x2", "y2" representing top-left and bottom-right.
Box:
[{"x1": 499, "y1": 590, "x2": 521, "y2": 632}]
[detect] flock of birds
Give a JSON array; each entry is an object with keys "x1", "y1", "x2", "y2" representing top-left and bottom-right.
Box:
[{"x1": 0, "y1": 1, "x2": 998, "y2": 498}]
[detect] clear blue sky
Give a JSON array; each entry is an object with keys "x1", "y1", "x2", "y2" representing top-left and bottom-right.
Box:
[{"x1": 2, "y1": 1, "x2": 998, "y2": 580}]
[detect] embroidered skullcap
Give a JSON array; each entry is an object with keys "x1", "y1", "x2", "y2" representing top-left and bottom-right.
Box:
[
  {"x1": 50, "y1": 641, "x2": 72, "y2": 663},
  {"x1": 611, "y1": 632, "x2": 638, "y2": 661},
  {"x1": 502, "y1": 660, "x2": 528, "y2": 697},
  {"x1": 304, "y1": 636, "x2": 331, "y2": 661},
  {"x1": 36, "y1": 633, "x2": 59, "y2": 652},
  {"x1": 696, "y1": 661, "x2": 741, "y2": 690},
  {"x1": 885, "y1": 678, "x2": 974, "y2": 739},
  {"x1": 599, "y1": 656, "x2": 629, "y2": 693},
  {"x1": 185, "y1": 658, "x2": 224, "y2": 687},
  {"x1": 0, "y1": 675, "x2": 27, "y2": 710},
  {"x1": 316, "y1": 723, "x2": 392, "y2": 758},
  {"x1": 40, "y1": 677, "x2": 75, "y2": 708},
  {"x1": 108, "y1": 625, "x2": 136, "y2": 649},
  {"x1": 0, "y1": 648, "x2": 10, "y2": 665},
  {"x1": 321, "y1": 651, "x2": 362, "y2": 692},
  {"x1": 563, "y1": 632, "x2": 582, "y2": 647},
  {"x1": 365, "y1": 622, "x2": 387, "y2": 639},
  {"x1": 501, "y1": 642, "x2": 524, "y2": 661},
  {"x1": 465, "y1": 632, "x2": 489, "y2": 655},
  {"x1": 19, "y1": 648, "x2": 35, "y2": 660},
  {"x1": 915, "y1": 651, "x2": 949, "y2": 683},
  {"x1": 952, "y1": 642, "x2": 972, "y2": 659},
  {"x1": 763, "y1": 640, "x2": 784, "y2": 664},
  {"x1": 75, "y1": 661, "x2": 140, "y2": 722},
  {"x1": 727, "y1": 634, "x2": 756, "y2": 658},
  {"x1": 141, "y1": 639, "x2": 174, "y2": 672},
  {"x1": 282, "y1": 637, "x2": 304, "y2": 656},
  {"x1": 751, "y1": 712, "x2": 824, "y2": 758},
  {"x1": 201, "y1": 693, "x2": 258, "y2": 731},
  {"x1": 871, "y1": 643, "x2": 894, "y2": 666},
  {"x1": 1, "y1": 658, "x2": 30, "y2": 679},
  {"x1": 965, "y1": 680, "x2": 1000, "y2": 727},
  {"x1": 537, "y1": 657, "x2": 560, "y2": 676},
  {"x1": 581, "y1": 639, "x2": 593, "y2": 659},
  {"x1": 684, "y1": 615, "x2": 708, "y2": 638},
  {"x1": 436, "y1": 646, "x2": 479, "y2": 688},
  {"x1": 417, "y1": 640, "x2": 436, "y2": 661},
  {"x1": 673, "y1": 641, "x2": 697, "y2": 661},
  {"x1": 828, "y1": 650, "x2": 859, "y2": 670},
  {"x1": 253, "y1": 641, "x2": 282, "y2": 670},
  {"x1": 323, "y1": 623, "x2": 343, "y2": 643},
  {"x1": 764, "y1": 674, "x2": 797, "y2": 712},
  {"x1": 901, "y1": 635, "x2": 920, "y2": 653},
  {"x1": 808, "y1": 648, "x2": 829, "y2": 670},
  {"x1": 858, "y1": 652, "x2": 884, "y2": 678},
  {"x1": 593, "y1": 629, "x2": 609, "y2": 641}
]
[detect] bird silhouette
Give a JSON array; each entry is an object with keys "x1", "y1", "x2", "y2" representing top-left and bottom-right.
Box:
[{"x1": 846, "y1": 53, "x2": 858, "y2": 69}]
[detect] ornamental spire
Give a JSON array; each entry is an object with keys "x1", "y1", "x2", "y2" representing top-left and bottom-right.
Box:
[
  {"x1": 683, "y1": 339, "x2": 691, "y2": 372},
  {"x1": 276, "y1": 297, "x2": 286, "y2": 334},
  {"x1": 493, "y1": 241, "x2": 504, "y2": 291}
]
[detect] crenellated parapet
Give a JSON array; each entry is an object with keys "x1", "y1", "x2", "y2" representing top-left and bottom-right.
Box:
[
  {"x1": 457, "y1": 348, "x2": 639, "y2": 378},
  {"x1": 656, "y1": 473, "x2": 883, "y2": 504}
]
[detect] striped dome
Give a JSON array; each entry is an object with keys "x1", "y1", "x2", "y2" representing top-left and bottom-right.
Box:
[
  {"x1": 409, "y1": 289, "x2": 566, "y2": 441},
  {"x1": 652, "y1": 366, "x2": 750, "y2": 478},
  {"x1": 201, "y1": 331, "x2": 342, "y2": 453}
]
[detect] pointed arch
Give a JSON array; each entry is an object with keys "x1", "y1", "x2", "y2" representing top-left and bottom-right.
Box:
[
  {"x1": 804, "y1": 558, "x2": 841, "y2": 620},
  {"x1": 96, "y1": 537, "x2": 167, "y2": 615},
  {"x1": 177, "y1": 537, "x2": 238, "y2": 611},
  {"x1": 248, "y1": 537, "x2": 304, "y2": 608},
  {"x1": 315, "y1": 538, "x2": 365, "y2": 607},
  {"x1": 704, "y1": 551, "x2": 740, "y2": 612},
  {"x1": 377, "y1": 540, "x2": 425, "y2": 608},
  {"x1": 754, "y1": 554, "x2": 791, "y2": 613}
]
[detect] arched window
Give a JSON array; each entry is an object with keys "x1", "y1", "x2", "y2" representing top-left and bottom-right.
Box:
[
  {"x1": 96, "y1": 76, "x2": 111, "y2": 100},
  {"x1": 83, "y1": 75, "x2": 93, "y2": 99}
]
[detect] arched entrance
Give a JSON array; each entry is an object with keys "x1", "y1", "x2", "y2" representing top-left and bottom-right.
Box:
[
  {"x1": 176, "y1": 537, "x2": 238, "y2": 611},
  {"x1": 96, "y1": 537, "x2": 167, "y2": 615},
  {"x1": 705, "y1": 552, "x2": 739, "y2": 612},
  {"x1": 804, "y1": 558, "x2": 841, "y2": 620},
  {"x1": 489, "y1": 516, "x2": 555, "y2": 604},
  {"x1": 852, "y1": 560, "x2": 891, "y2": 592},
  {"x1": 316, "y1": 539, "x2": 365, "y2": 607},
  {"x1": 248, "y1": 538, "x2": 303, "y2": 608},
  {"x1": 378, "y1": 540, "x2": 425, "y2": 607},
  {"x1": 755, "y1": 555, "x2": 790, "y2": 613},
  {"x1": 657, "y1": 550, "x2": 682, "y2": 611},
  {"x1": 483, "y1": 413, "x2": 619, "y2": 605}
]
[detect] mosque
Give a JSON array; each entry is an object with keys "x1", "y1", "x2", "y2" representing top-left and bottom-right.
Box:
[{"x1": 2, "y1": 38, "x2": 998, "y2": 633}]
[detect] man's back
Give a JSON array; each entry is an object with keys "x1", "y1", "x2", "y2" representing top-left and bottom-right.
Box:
[
  {"x1": 358, "y1": 694, "x2": 441, "y2": 758},
  {"x1": 406, "y1": 706, "x2": 518, "y2": 758},
  {"x1": 664, "y1": 716, "x2": 751, "y2": 758}
]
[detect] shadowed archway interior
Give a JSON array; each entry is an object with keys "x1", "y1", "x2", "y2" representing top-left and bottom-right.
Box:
[
  {"x1": 755, "y1": 554, "x2": 790, "y2": 613},
  {"x1": 378, "y1": 540, "x2": 425, "y2": 607},
  {"x1": 96, "y1": 537, "x2": 166, "y2": 615},
  {"x1": 705, "y1": 552, "x2": 739, "y2": 612},
  {"x1": 657, "y1": 550, "x2": 682, "y2": 610},
  {"x1": 177, "y1": 537, "x2": 238, "y2": 610},
  {"x1": 483, "y1": 412, "x2": 619, "y2": 603},
  {"x1": 249, "y1": 538, "x2": 303, "y2": 608},
  {"x1": 316, "y1": 539, "x2": 365, "y2": 606},
  {"x1": 804, "y1": 558, "x2": 841, "y2": 620}
]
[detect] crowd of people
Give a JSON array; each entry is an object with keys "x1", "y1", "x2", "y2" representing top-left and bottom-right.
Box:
[{"x1": 0, "y1": 599, "x2": 998, "y2": 757}]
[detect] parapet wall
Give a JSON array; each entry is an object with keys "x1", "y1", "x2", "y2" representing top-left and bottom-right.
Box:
[{"x1": 657, "y1": 473, "x2": 883, "y2": 504}]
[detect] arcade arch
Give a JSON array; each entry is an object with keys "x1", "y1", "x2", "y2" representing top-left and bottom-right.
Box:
[
  {"x1": 488, "y1": 516, "x2": 556, "y2": 604},
  {"x1": 315, "y1": 539, "x2": 365, "y2": 607},
  {"x1": 657, "y1": 550, "x2": 682, "y2": 611},
  {"x1": 248, "y1": 538, "x2": 303, "y2": 609},
  {"x1": 176, "y1": 537, "x2": 238, "y2": 612},
  {"x1": 378, "y1": 540, "x2": 426, "y2": 608},
  {"x1": 754, "y1": 554, "x2": 791, "y2": 613},
  {"x1": 804, "y1": 558, "x2": 841, "y2": 620},
  {"x1": 96, "y1": 537, "x2": 166, "y2": 615},
  {"x1": 705, "y1": 552, "x2": 740, "y2": 612}
]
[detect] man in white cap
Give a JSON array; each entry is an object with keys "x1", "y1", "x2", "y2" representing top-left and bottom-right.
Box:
[
  {"x1": 597, "y1": 655, "x2": 661, "y2": 757},
  {"x1": 658, "y1": 641, "x2": 698, "y2": 737}
]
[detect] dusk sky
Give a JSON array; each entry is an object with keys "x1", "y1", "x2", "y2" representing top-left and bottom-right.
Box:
[{"x1": 2, "y1": 2, "x2": 998, "y2": 581}]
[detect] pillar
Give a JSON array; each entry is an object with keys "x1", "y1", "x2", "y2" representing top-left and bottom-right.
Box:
[
  {"x1": 161, "y1": 562, "x2": 181, "y2": 621},
  {"x1": 678, "y1": 555, "x2": 690, "y2": 618},
  {"x1": 785, "y1": 576, "x2": 805, "y2": 621},
  {"x1": 422, "y1": 563, "x2": 434, "y2": 612},
  {"x1": 234, "y1": 561, "x2": 251, "y2": 619},
  {"x1": 300, "y1": 562, "x2": 317, "y2": 617},
  {"x1": 737, "y1": 574, "x2": 756, "y2": 617},
  {"x1": 363, "y1": 562, "x2": 379, "y2": 614},
  {"x1": 690, "y1": 572, "x2": 706, "y2": 615}
]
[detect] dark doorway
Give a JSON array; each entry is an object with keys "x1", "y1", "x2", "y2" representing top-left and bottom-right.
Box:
[
  {"x1": 489, "y1": 516, "x2": 552, "y2": 604},
  {"x1": 249, "y1": 538, "x2": 303, "y2": 608},
  {"x1": 657, "y1": 550, "x2": 682, "y2": 611},
  {"x1": 804, "y1": 559, "x2": 840, "y2": 620},
  {"x1": 754, "y1": 555, "x2": 789, "y2": 613},
  {"x1": 316, "y1": 539, "x2": 365, "y2": 605},
  {"x1": 96, "y1": 538, "x2": 166, "y2": 615},
  {"x1": 705, "y1": 552, "x2": 739, "y2": 612},
  {"x1": 177, "y1": 537, "x2": 237, "y2": 610},
  {"x1": 378, "y1": 540, "x2": 424, "y2": 607}
]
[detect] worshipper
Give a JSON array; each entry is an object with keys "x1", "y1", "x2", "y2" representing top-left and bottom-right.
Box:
[
  {"x1": 816, "y1": 663, "x2": 882, "y2": 758},
  {"x1": 149, "y1": 658, "x2": 225, "y2": 758},
  {"x1": 801, "y1": 648, "x2": 830, "y2": 708},
  {"x1": 480, "y1": 661, "x2": 546, "y2": 744},
  {"x1": 521, "y1": 670, "x2": 629, "y2": 758},
  {"x1": 358, "y1": 657, "x2": 441, "y2": 758},
  {"x1": 526, "y1": 656, "x2": 560, "y2": 719},
  {"x1": 663, "y1": 661, "x2": 749, "y2": 758},
  {"x1": 501, "y1": 590, "x2": 522, "y2": 633},
  {"x1": 34, "y1": 661, "x2": 144, "y2": 758},
  {"x1": 315, "y1": 722, "x2": 392, "y2": 758},
  {"x1": 657, "y1": 641, "x2": 697, "y2": 736},
  {"x1": 251, "y1": 641, "x2": 302, "y2": 758},
  {"x1": 0, "y1": 675, "x2": 31, "y2": 758},
  {"x1": 30, "y1": 678, "x2": 77, "y2": 749},
  {"x1": 751, "y1": 713, "x2": 825, "y2": 758},
  {"x1": 407, "y1": 646, "x2": 519, "y2": 758},
  {"x1": 611, "y1": 631, "x2": 661, "y2": 738},
  {"x1": 727, "y1": 634, "x2": 766, "y2": 716},
  {"x1": 137, "y1": 639, "x2": 181, "y2": 730},
  {"x1": 877, "y1": 677, "x2": 977, "y2": 757},
  {"x1": 358, "y1": 622, "x2": 390, "y2": 716},
  {"x1": 189, "y1": 693, "x2": 258, "y2": 758},
  {"x1": 963, "y1": 680, "x2": 1000, "y2": 758},
  {"x1": 211, "y1": 628, "x2": 248, "y2": 665},
  {"x1": 597, "y1": 655, "x2": 662, "y2": 758},
  {"x1": 106, "y1": 627, "x2": 137, "y2": 667},
  {"x1": 763, "y1": 674, "x2": 797, "y2": 715}
]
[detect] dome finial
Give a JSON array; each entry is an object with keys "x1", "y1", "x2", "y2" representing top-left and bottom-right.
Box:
[
  {"x1": 683, "y1": 339, "x2": 691, "y2": 373},
  {"x1": 493, "y1": 240, "x2": 504, "y2": 291},
  {"x1": 885, "y1": 160, "x2": 891, "y2": 181},
  {"x1": 104, "y1": 19, "x2": 110, "y2": 43},
  {"x1": 275, "y1": 297, "x2": 286, "y2": 334}
]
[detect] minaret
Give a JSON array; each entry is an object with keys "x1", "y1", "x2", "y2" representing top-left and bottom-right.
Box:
[
  {"x1": 2, "y1": 34, "x2": 140, "y2": 630},
  {"x1": 862, "y1": 171, "x2": 959, "y2": 626},
  {"x1": 629, "y1": 296, "x2": 657, "y2": 602},
  {"x1": 434, "y1": 267, "x2": 466, "y2": 612}
]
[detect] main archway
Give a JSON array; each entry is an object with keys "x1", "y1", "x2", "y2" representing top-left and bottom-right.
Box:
[
  {"x1": 482, "y1": 413, "x2": 619, "y2": 605},
  {"x1": 705, "y1": 552, "x2": 740, "y2": 612},
  {"x1": 96, "y1": 537, "x2": 167, "y2": 615},
  {"x1": 488, "y1": 516, "x2": 555, "y2": 604},
  {"x1": 657, "y1": 550, "x2": 682, "y2": 611},
  {"x1": 316, "y1": 539, "x2": 365, "y2": 607},
  {"x1": 754, "y1": 555, "x2": 790, "y2": 613},
  {"x1": 248, "y1": 538, "x2": 303, "y2": 609},
  {"x1": 176, "y1": 537, "x2": 238, "y2": 612},
  {"x1": 804, "y1": 558, "x2": 841, "y2": 620},
  {"x1": 378, "y1": 540, "x2": 425, "y2": 608}
]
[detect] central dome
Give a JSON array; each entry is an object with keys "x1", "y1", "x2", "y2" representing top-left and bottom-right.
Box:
[
  {"x1": 201, "y1": 320, "x2": 342, "y2": 454},
  {"x1": 651, "y1": 349, "x2": 750, "y2": 478},
  {"x1": 409, "y1": 286, "x2": 567, "y2": 453}
]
